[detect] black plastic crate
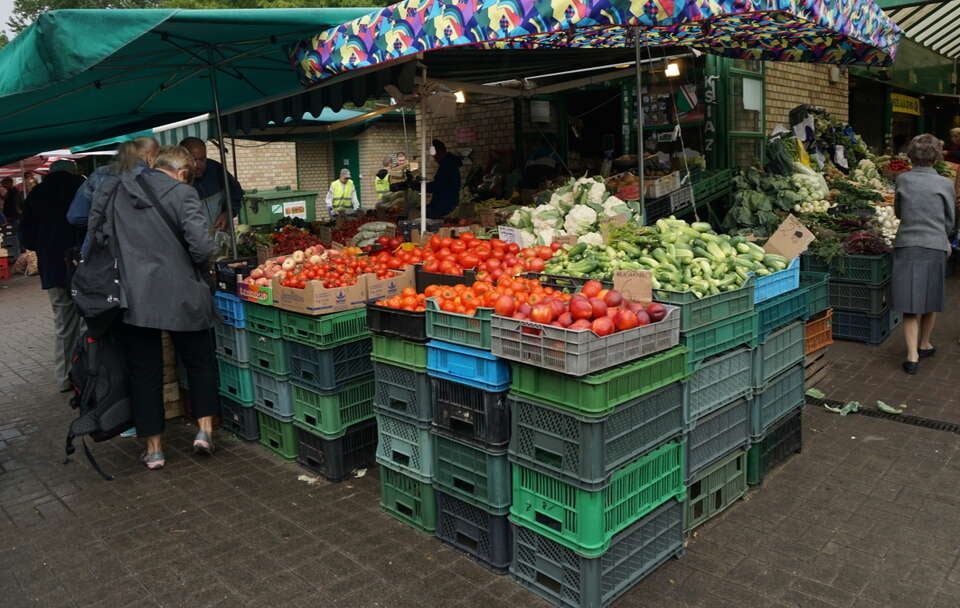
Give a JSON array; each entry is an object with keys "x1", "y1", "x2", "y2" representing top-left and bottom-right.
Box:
[
  {"x1": 829, "y1": 280, "x2": 890, "y2": 315},
  {"x1": 831, "y1": 308, "x2": 901, "y2": 345},
  {"x1": 287, "y1": 338, "x2": 373, "y2": 391},
  {"x1": 220, "y1": 397, "x2": 259, "y2": 441},
  {"x1": 295, "y1": 420, "x2": 378, "y2": 482},
  {"x1": 373, "y1": 361, "x2": 432, "y2": 423},
  {"x1": 435, "y1": 491, "x2": 512, "y2": 572},
  {"x1": 432, "y1": 377, "x2": 510, "y2": 448},
  {"x1": 644, "y1": 194, "x2": 672, "y2": 223},
  {"x1": 367, "y1": 304, "x2": 428, "y2": 342},
  {"x1": 747, "y1": 407, "x2": 802, "y2": 486},
  {"x1": 215, "y1": 257, "x2": 258, "y2": 294},
  {"x1": 414, "y1": 264, "x2": 477, "y2": 292}
]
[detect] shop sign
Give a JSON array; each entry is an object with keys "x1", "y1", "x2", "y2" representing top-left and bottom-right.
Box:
[
  {"x1": 278, "y1": 200, "x2": 308, "y2": 220},
  {"x1": 891, "y1": 93, "x2": 921, "y2": 116},
  {"x1": 703, "y1": 75, "x2": 718, "y2": 155}
]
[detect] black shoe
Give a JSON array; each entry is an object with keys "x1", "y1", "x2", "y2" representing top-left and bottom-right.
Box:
[
  {"x1": 919, "y1": 347, "x2": 936, "y2": 358},
  {"x1": 902, "y1": 361, "x2": 919, "y2": 375}
]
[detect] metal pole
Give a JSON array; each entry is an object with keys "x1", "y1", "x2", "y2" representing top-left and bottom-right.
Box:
[
  {"x1": 207, "y1": 62, "x2": 238, "y2": 258},
  {"x1": 230, "y1": 137, "x2": 240, "y2": 183},
  {"x1": 420, "y1": 66, "x2": 428, "y2": 235},
  {"x1": 634, "y1": 29, "x2": 645, "y2": 213}
]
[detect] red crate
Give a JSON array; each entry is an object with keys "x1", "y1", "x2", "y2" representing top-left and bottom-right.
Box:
[{"x1": 0, "y1": 257, "x2": 9, "y2": 281}]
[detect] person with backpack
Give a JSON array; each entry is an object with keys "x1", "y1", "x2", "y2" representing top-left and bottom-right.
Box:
[
  {"x1": 18, "y1": 160, "x2": 87, "y2": 392},
  {"x1": 87, "y1": 145, "x2": 218, "y2": 470}
]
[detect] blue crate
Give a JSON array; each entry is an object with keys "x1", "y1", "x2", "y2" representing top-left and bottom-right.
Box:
[
  {"x1": 753, "y1": 258, "x2": 800, "y2": 304},
  {"x1": 751, "y1": 363, "x2": 805, "y2": 439},
  {"x1": 754, "y1": 286, "x2": 808, "y2": 343},
  {"x1": 427, "y1": 340, "x2": 510, "y2": 392},
  {"x1": 214, "y1": 291, "x2": 246, "y2": 328}
]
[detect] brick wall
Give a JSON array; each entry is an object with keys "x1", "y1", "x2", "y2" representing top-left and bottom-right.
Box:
[
  {"x1": 205, "y1": 140, "x2": 298, "y2": 192},
  {"x1": 764, "y1": 63, "x2": 849, "y2": 132},
  {"x1": 359, "y1": 122, "x2": 415, "y2": 210},
  {"x1": 295, "y1": 141, "x2": 333, "y2": 219}
]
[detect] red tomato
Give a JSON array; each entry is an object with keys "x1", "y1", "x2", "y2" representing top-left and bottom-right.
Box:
[
  {"x1": 450, "y1": 240, "x2": 467, "y2": 254},
  {"x1": 569, "y1": 295, "x2": 593, "y2": 320},
  {"x1": 569, "y1": 319, "x2": 593, "y2": 330},
  {"x1": 556, "y1": 312, "x2": 574, "y2": 327},
  {"x1": 494, "y1": 295, "x2": 516, "y2": 316},
  {"x1": 517, "y1": 302, "x2": 532, "y2": 317},
  {"x1": 458, "y1": 253, "x2": 480, "y2": 269},
  {"x1": 614, "y1": 309, "x2": 640, "y2": 331},
  {"x1": 526, "y1": 258, "x2": 545, "y2": 272},
  {"x1": 588, "y1": 297, "x2": 608, "y2": 319},
  {"x1": 530, "y1": 304, "x2": 555, "y2": 324},
  {"x1": 591, "y1": 316, "x2": 615, "y2": 336},
  {"x1": 536, "y1": 246, "x2": 554, "y2": 261},
  {"x1": 581, "y1": 280, "x2": 603, "y2": 298}
]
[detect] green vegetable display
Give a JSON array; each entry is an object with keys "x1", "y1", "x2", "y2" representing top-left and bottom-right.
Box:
[{"x1": 544, "y1": 217, "x2": 789, "y2": 298}]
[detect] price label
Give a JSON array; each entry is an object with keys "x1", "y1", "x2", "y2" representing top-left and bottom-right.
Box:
[
  {"x1": 554, "y1": 234, "x2": 578, "y2": 247},
  {"x1": 612, "y1": 269, "x2": 652, "y2": 304},
  {"x1": 497, "y1": 226, "x2": 522, "y2": 244}
]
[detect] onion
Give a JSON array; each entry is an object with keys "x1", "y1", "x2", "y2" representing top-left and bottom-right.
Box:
[
  {"x1": 292, "y1": 250, "x2": 305, "y2": 263},
  {"x1": 309, "y1": 255, "x2": 323, "y2": 266},
  {"x1": 282, "y1": 258, "x2": 295, "y2": 271}
]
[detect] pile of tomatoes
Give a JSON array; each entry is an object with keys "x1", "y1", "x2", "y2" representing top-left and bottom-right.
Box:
[
  {"x1": 375, "y1": 287, "x2": 428, "y2": 312},
  {"x1": 278, "y1": 252, "x2": 395, "y2": 290},
  {"x1": 370, "y1": 233, "x2": 559, "y2": 280}
]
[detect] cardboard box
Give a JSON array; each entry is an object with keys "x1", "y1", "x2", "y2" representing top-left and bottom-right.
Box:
[
  {"x1": 237, "y1": 278, "x2": 274, "y2": 306},
  {"x1": 365, "y1": 266, "x2": 415, "y2": 302},
  {"x1": 763, "y1": 214, "x2": 815, "y2": 261},
  {"x1": 271, "y1": 275, "x2": 367, "y2": 315},
  {"x1": 645, "y1": 172, "x2": 681, "y2": 198}
]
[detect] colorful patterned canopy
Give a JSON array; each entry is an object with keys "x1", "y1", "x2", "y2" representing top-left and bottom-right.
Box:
[{"x1": 290, "y1": 0, "x2": 902, "y2": 84}]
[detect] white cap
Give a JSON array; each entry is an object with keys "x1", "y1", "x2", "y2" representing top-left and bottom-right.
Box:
[{"x1": 340, "y1": 168, "x2": 351, "y2": 178}]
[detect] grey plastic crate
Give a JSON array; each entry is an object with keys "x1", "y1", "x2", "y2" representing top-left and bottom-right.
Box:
[
  {"x1": 510, "y1": 500, "x2": 684, "y2": 608},
  {"x1": 434, "y1": 432, "x2": 511, "y2": 513},
  {"x1": 508, "y1": 382, "x2": 683, "y2": 489},
  {"x1": 373, "y1": 361, "x2": 432, "y2": 423},
  {"x1": 752, "y1": 321, "x2": 803, "y2": 388},
  {"x1": 751, "y1": 363, "x2": 805, "y2": 439},
  {"x1": 686, "y1": 449, "x2": 747, "y2": 532},
  {"x1": 685, "y1": 398, "x2": 750, "y2": 481},
  {"x1": 220, "y1": 397, "x2": 259, "y2": 441},
  {"x1": 215, "y1": 323, "x2": 249, "y2": 363},
  {"x1": 490, "y1": 306, "x2": 680, "y2": 377},
  {"x1": 287, "y1": 338, "x2": 373, "y2": 391},
  {"x1": 252, "y1": 370, "x2": 294, "y2": 420},
  {"x1": 376, "y1": 412, "x2": 435, "y2": 482},
  {"x1": 684, "y1": 347, "x2": 753, "y2": 426},
  {"x1": 436, "y1": 491, "x2": 512, "y2": 572}
]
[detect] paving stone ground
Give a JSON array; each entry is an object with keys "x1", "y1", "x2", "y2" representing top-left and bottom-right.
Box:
[{"x1": 2, "y1": 273, "x2": 959, "y2": 608}]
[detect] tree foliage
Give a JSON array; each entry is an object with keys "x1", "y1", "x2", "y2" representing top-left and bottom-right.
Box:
[{"x1": 8, "y1": 0, "x2": 391, "y2": 33}]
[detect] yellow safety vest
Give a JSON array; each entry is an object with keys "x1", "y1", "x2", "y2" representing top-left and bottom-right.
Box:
[
  {"x1": 330, "y1": 179, "x2": 355, "y2": 209},
  {"x1": 375, "y1": 175, "x2": 390, "y2": 197}
]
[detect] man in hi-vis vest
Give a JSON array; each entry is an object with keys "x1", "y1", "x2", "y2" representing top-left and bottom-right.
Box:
[
  {"x1": 325, "y1": 168, "x2": 360, "y2": 215},
  {"x1": 374, "y1": 156, "x2": 391, "y2": 202}
]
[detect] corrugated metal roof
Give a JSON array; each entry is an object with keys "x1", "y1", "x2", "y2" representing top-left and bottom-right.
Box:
[{"x1": 885, "y1": 1, "x2": 960, "y2": 58}]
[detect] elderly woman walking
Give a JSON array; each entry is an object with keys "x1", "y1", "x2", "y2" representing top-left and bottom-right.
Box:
[{"x1": 892, "y1": 134, "x2": 957, "y2": 374}]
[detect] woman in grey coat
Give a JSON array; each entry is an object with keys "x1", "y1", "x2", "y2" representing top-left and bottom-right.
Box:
[
  {"x1": 88, "y1": 145, "x2": 219, "y2": 469},
  {"x1": 891, "y1": 134, "x2": 956, "y2": 374}
]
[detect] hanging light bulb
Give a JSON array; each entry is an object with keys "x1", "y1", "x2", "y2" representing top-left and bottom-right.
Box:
[
  {"x1": 665, "y1": 62, "x2": 681, "y2": 78},
  {"x1": 454, "y1": 90, "x2": 466, "y2": 103}
]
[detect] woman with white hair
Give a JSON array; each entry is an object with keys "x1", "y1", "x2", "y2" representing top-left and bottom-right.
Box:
[{"x1": 891, "y1": 134, "x2": 957, "y2": 374}]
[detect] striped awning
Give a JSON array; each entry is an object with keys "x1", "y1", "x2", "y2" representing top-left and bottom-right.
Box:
[{"x1": 883, "y1": 0, "x2": 960, "y2": 58}]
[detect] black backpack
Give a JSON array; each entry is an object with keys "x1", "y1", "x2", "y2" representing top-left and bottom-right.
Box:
[
  {"x1": 64, "y1": 331, "x2": 134, "y2": 480},
  {"x1": 70, "y1": 178, "x2": 126, "y2": 336}
]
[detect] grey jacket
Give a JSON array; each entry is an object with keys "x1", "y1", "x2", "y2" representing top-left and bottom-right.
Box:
[
  {"x1": 894, "y1": 167, "x2": 956, "y2": 253},
  {"x1": 88, "y1": 169, "x2": 215, "y2": 332}
]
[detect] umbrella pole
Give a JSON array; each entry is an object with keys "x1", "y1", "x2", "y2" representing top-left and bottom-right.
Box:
[
  {"x1": 420, "y1": 66, "x2": 428, "y2": 235},
  {"x1": 230, "y1": 137, "x2": 240, "y2": 184},
  {"x1": 634, "y1": 29, "x2": 645, "y2": 215},
  {"x1": 207, "y1": 65, "x2": 238, "y2": 258}
]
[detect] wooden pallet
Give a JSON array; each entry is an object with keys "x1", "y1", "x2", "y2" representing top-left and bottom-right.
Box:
[{"x1": 804, "y1": 347, "x2": 830, "y2": 389}]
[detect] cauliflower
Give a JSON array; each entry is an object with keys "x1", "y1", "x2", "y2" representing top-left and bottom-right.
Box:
[
  {"x1": 535, "y1": 227, "x2": 559, "y2": 245},
  {"x1": 601, "y1": 196, "x2": 631, "y2": 218},
  {"x1": 531, "y1": 204, "x2": 564, "y2": 231},
  {"x1": 564, "y1": 204, "x2": 598, "y2": 235},
  {"x1": 513, "y1": 229, "x2": 537, "y2": 249},
  {"x1": 549, "y1": 191, "x2": 575, "y2": 213},
  {"x1": 508, "y1": 207, "x2": 532, "y2": 230},
  {"x1": 586, "y1": 181, "x2": 608, "y2": 206},
  {"x1": 577, "y1": 232, "x2": 604, "y2": 247}
]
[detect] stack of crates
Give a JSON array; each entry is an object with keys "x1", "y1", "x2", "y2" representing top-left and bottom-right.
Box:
[
  {"x1": 801, "y1": 253, "x2": 898, "y2": 345},
  {"x1": 214, "y1": 291, "x2": 259, "y2": 441},
  {"x1": 801, "y1": 272, "x2": 832, "y2": 388},
  {"x1": 746, "y1": 266, "x2": 809, "y2": 488},
  {"x1": 659, "y1": 277, "x2": 757, "y2": 534},
  {"x1": 284, "y1": 307, "x2": 376, "y2": 479},
  {"x1": 492, "y1": 305, "x2": 687, "y2": 608},
  {"x1": 367, "y1": 302, "x2": 439, "y2": 533}
]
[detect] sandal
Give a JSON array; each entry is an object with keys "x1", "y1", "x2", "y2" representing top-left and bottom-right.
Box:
[
  {"x1": 193, "y1": 430, "x2": 214, "y2": 456},
  {"x1": 141, "y1": 451, "x2": 165, "y2": 470}
]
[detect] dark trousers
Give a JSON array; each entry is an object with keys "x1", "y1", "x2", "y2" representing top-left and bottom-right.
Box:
[{"x1": 117, "y1": 323, "x2": 220, "y2": 437}]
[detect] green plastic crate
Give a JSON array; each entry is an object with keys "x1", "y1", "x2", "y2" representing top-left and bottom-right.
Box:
[
  {"x1": 509, "y1": 440, "x2": 685, "y2": 557},
  {"x1": 692, "y1": 168, "x2": 732, "y2": 203},
  {"x1": 247, "y1": 334, "x2": 290, "y2": 376},
  {"x1": 508, "y1": 347, "x2": 687, "y2": 416},
  {"x1": 752, "y1": 321, "x2": 804, "y2": 388},
  {"x1": 291, "y1": 377, "x2": 375, "y2": 438},
  {"x1": 747, "y1": 407, "x2": 802, "y2": 486},
  {"x1": 244, "y1": 302, "x2": 283, "y2": 338},
  {"x1": 653, "y1": 278, "x2": 754, "y2": 333},
  {"x1": 685, "y1": 449, "x2": 747, "y2": 532},
  {"x1": 801, "y1": 253, "x2": 892, "y2": 286},
  {"x1": 257, "y1": 412, "x2": 297, "y2": 461},
  {"x1": 380, "y1": 464, "x2": 438, "y2": 532},
  {"x1": 217, "y1": 358, "x2": 255, "y2": 405},
  {"x1": 829, "y1": 280, "x2": 890, "y2": 315},
  {"x1": 281, "y1": 308, "x2": 369, "y2": 349},
  {"x1": 426, "y1": 298, "x2": 493, "y2": 349},
  {"x1": 240, "y1": 187, "x2": 318, "y2": 226},
  {"x1": 681, "y1": 311, "x2": 758, "y2": 372},
  {"x1": 799, "y1": 272, "x2": 830, "y2": 318},
  {"x1": 371, "y1": 335, "x2": 427, "y2": 371},
  {"x1": 754, "y1": 287, "x2": 808, "y2": 343},
  {"x1": 433, "y1": 433, "x2": 511, "y2": 513}
]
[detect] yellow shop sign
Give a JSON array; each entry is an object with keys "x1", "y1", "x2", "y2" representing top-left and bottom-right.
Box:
[{"x1": 891, "y1": 93, "x2": 921, "y2": 116}]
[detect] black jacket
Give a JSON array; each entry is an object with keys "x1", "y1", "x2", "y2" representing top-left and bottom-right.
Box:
[{"x1": 19, "y1": 172, "x2": 86, "y2": 289}]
